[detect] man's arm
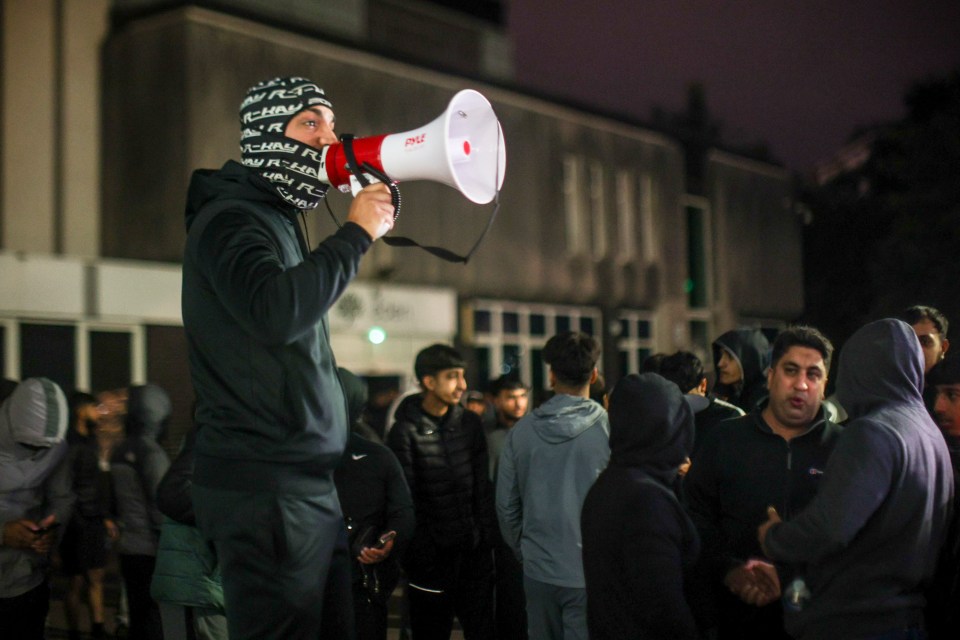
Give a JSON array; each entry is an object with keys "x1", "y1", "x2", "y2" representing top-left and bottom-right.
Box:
[
  {"x1": 761, "y1": 420, "x2": 899, "y2": 563},
  {"x1": 495, "y1": 432, "x2": 523, "y2": 559}
]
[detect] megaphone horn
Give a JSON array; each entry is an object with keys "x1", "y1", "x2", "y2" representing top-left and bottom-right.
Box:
[{"x1": 318, "y1": 89, "x2": 506, "y2": 205}]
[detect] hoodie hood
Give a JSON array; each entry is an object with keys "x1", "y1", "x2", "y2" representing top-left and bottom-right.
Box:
[
  {"x1": 0, "y1": 378, "x2": 69, "y2": 492},
  {"x1": 530, "y1": 393, "x2": 608, "y2": 444},
  {"x1": 337, "y1": 367, "x2": 368, "y2": 427},
  {"x1": 184, "y1": 160, "x2": 289, "y2": 232},
  {"x1": 125, "y1": 384, "x2": 172, "y2": 441},
  {"x1": 607, "y1": 373, "x2": 694, "y2": 481},
  {"x1": 712, "y1": 328, "x2": 771, "y2": 407},
  {"x1": 836, "y1": 318, "x2": 926, "y2": 419}
]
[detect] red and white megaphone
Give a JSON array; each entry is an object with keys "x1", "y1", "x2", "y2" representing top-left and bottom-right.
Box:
[{"x1": 318, "y1": 89, "x2": 506, "y2": 204}]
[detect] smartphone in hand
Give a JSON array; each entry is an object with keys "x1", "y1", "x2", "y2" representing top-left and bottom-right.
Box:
[{"x1": 374, "y1": 531, "x2": 397, "y2": 549}]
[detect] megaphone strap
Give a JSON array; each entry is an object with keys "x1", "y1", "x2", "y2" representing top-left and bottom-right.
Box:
[{"x1": 336, "y1": 134, "x2": 499, "y2": 264}]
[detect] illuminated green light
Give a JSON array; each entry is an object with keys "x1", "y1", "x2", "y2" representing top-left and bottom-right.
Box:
[
  {"x1": 367, "y1": 326, "x2": 386, "y2": 345},
  {"x1": 684, "y1": 279, "x2": 695, "y2": 293}
]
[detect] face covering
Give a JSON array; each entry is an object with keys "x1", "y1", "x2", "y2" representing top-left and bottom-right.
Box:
[{"x1": 239, "y1": 76, "x2": 334, "y2": 210}]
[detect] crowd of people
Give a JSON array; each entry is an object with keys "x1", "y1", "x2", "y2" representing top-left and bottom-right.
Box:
[
  {"x1": 4, "y1": 73, "x2": 957, "y2": 640},
  {"x1": 2, "y1": 305, "x2": 958, "y2": 640}
]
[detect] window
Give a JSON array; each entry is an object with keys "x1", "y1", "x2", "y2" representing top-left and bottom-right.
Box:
[
  {"x1": 615, "y1": 310, "x2": 656, "y2": 376},
  {"x1": 20, "y1": 323, "x2": 76, "y2": 392},
  {"x1": 90, "y1": 330, "x2": 133, "y2": 392},
  {"x1": 590, "y1": 161, "x2": 607, "y2": 258},
  {"x1": 563, "y1": 154, "x2": 586, "y2": 255},
  {"x1": 466, "y1": 300, "x2": 602, "y2": 397},
  {"x1": 615, "y1": 169, "x2": 636, "y2": 262},
  {"x1": 685, "y1": 199, "x2": 711, "y2": 309}
]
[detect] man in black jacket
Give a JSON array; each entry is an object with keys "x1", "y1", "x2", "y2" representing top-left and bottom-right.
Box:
[
  {"x1": 686, "y1": 326, "x2": 842, "y2": 639},
  {"x1": 712, "y1": 328, "x2": 771, "y2": 413},
  {"x1": 386, "y1": 344, "x2": 496, "y2": 640},
  {"x1": 181, "y1": 76, "x2": 396, "y2": 640},
  {"x1": 759, "y1": 319, "x2": 953, "y2": 640}
]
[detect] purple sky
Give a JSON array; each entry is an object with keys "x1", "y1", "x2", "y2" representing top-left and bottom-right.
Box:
[{"x1": 507, "y1": 1, "x2": 960, "y2": 171}]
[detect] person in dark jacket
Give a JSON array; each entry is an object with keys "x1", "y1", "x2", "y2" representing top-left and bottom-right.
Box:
[
  {"x1": 109, "y1": 383, "x2": 172, "y2": 640},
  {"x1": 180, "y1": 76, "x2": 396, "y2": 640},
  {"x1": 386, "y1": 344, "x2": 496, "y2": 640},
  {"x1": 150, "y1": 425, "x2": 227, "y2": 640},
  {"x1": 686, "y1": 326, "x2": 842, "y2": 639},
  {"x1": 335, "y1": 368, "x2": 415, "y2": 640},
  {"x1": 712, "y1": 328, "x2": 771, "y2": 413},
  {"x1": 659, "y1": 350, "x2": 744, "y2": 458},
  {"x1": 582, "y1": 373, "x2": 700, "y2": 639},
  {"x1": 60, "y1": 391, "x2": 113, "y2": 640},
  {"x1": 926, "y1": 355, "x2": 960, "y2": 639},
  {"x1": 759, "y1": 319, "x2": 954, "y2": 640}
]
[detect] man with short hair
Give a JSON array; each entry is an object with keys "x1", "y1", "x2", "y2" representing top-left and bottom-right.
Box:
[
  {"x1": 759, "y1": 319, "x2": 953, "y2": 640},
  {"x1": 497, "y1": 332, "x2": 611, "y2": 640},
  {"x1": 926, "y1": 355, "x2": 960, "y2": 639},
  {"x1": 485, "y1": 375, "x2": 531, "y2": 640},
  {"x1": 660, "y1": 350, "x2": 744, "y2": 458},
  {"x1": 900, "y1": 305, "x2": 950, "y2": 374},
  {"x1": 712, "y1": 329, "x2": 771, "y2": 412},
  {"x1": 686, "y1": 326, "x2": 842, "y2": 639},
  {"x1": 181, "y1": 76, "x2": 396, "y2": 640},
  {"x1": 387, "y1": 344, "x2": 495, "y2": 640}
]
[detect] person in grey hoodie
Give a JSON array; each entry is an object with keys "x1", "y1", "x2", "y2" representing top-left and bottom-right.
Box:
[
  {"x1": 110, "y1": 383, "x2": 172, "y2": 640},
  {"x1": 0, "y1": 377, "x2": 74, "y2": 639},
  {"x1": 759, "y1": 319, "x2": 954, "y2": 640},
  {"x1": 496, "y1": 331, "x2": 610, "y2": 640}
]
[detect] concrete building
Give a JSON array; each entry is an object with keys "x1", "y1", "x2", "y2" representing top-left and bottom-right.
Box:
[{"x1": 1, "y1": 0, "x2": 801, "y2": 442}]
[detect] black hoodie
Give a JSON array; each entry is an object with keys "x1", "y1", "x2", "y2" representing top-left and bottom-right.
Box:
[
  {"x1": 712, "y1": 329, "x2": 771, "y2": 413},
  {"x1": 581, "y1": 373, "x2": 700, "y2": 640},
  {"x1": 764, "y1": 319, "x2": 954, "y2": 639},
  {"x1": 181, "y1": 161, "x2": 371, "y2": 494}
]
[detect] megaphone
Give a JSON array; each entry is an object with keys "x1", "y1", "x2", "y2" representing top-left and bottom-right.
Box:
[{"x1": 318, "y1": 89, "x2": 506, "y2": 204}]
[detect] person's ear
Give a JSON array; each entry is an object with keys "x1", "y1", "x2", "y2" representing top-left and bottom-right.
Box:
[
  {"x1": 697, "y1": 378, "x2": 708, "y2": 395},
  {"x1": 589, "y1": 368, "x2": 599, "y2": 385},
  {"x1": 942, "y1": 338, "x2": 950, "y2": 358}
]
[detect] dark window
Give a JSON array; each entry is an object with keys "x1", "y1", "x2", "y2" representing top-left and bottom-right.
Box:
[
  {"x1": 580, "y1": 316, "x2": 594, "y2": 336},
  {"x1": 502, "y1": 344, "x2": 521, "y2": 376},
  {"x1": 147, "y1": 325, "x2": 194, "y2": 454},
  {"x1": 637, "y1": 320, "x2": 651, "y2": 339},
  {"x1": 474, "y1": 309, "x2": 492, "y2": 334},
  {"x1": 474, "y1": 347, "x2": 491, "y2": 388},
  {"x1": 89, "y1": 331, "x2": 132, "y2": 393},
  {"x1": 530, "y1": 314, "x2": 546, "y2": 337},
  {"x1": 20, "y1": 323, "x2": 76, "y2": 392},
  {"x1": 637, "y1": 348, "x2": 652, "y2": 368},
  {"x1": 556, "y1": 316, "x2": 571, "y2": 334},
  {"x1": 503, "y1": 311, "x2": 520, "y2": 334},
  {"x1": 619, "y1": 318, "x2": 630, "y2": 339},
  {"x1": 687, "y1": 205, "x2": 708, "y2": 308},
  {"x1": 531, "y1": 348, "x2": 545, "y2": 405}
]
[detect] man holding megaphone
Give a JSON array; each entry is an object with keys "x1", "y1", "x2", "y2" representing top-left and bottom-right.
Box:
[{"x1": 181, "y1": 76, "x2": 396, "y2": 640}]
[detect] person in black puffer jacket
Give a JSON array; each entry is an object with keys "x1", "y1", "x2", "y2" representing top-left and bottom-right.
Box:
[{"x1": 387, "y1": 344, "x2": 495, "y2": 640}]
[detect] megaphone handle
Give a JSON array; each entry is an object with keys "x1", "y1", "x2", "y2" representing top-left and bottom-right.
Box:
[{"x1": 340, "y1": 134, "x2": 401, "y2": 222}]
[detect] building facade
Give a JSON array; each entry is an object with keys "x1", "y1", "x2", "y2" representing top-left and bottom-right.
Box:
[{"x1": 1, "y1": 0, "x2": 802, "y2": 446}]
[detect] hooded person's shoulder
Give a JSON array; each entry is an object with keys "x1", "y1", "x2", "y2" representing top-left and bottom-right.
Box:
[{"x1": 184, "y1": 160, "x2": 283, "y2": 232}]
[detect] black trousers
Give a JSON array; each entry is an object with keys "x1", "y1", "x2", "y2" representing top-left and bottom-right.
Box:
[
  {"x1": 119, "y1": 553, "x2": 163, "y2": 640},
  {"x1": 406, "y1": 544, "x2": 495, "y2": 640},
  {"x1": 193, "y1": 484, "x2": 354, "y2": 640},
  {"x1": 0, "y1": 580, "x2": 50, "y2": 640}
]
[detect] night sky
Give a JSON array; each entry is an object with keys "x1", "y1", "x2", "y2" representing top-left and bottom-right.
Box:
[{"x1": 506, "y1": 1, "x2": 960, "y2": 172}]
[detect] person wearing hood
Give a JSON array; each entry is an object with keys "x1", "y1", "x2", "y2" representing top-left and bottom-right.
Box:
[
  {"x1": 759, "y1": 319, "x2": 954, "y2": 640},
  {"x1": 109, "y1": 383, "x2": 172, "y2": 640},
  {"x1": 0, "y1": 377, "x2": 74, "y2": 639},
  {"x1": 581, "y1": 373, "x2": 700, "y2": 639},
  {"x1": 712, "y1": 328, "x2": 771, "y2": 413},
  {"x1": 335, "y1": 368, "x2": 415, "y2": 640},
  {"x1": 686, "y1": 326, "x2": 842, "y2": 639},
  {"x1": 181, "y1": 76, "x2": 396, "y2": 640},
  {"x1": 386, "y1": 344, "x2": 496, "y2": 640},
  {"x1": 497, "y1": 331, "x2": 611, "y2": 640}
]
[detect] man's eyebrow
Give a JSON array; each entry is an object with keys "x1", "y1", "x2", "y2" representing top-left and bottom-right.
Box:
[{"x1": 305, "y1": 106, "x2": 334, "y2": 122}]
